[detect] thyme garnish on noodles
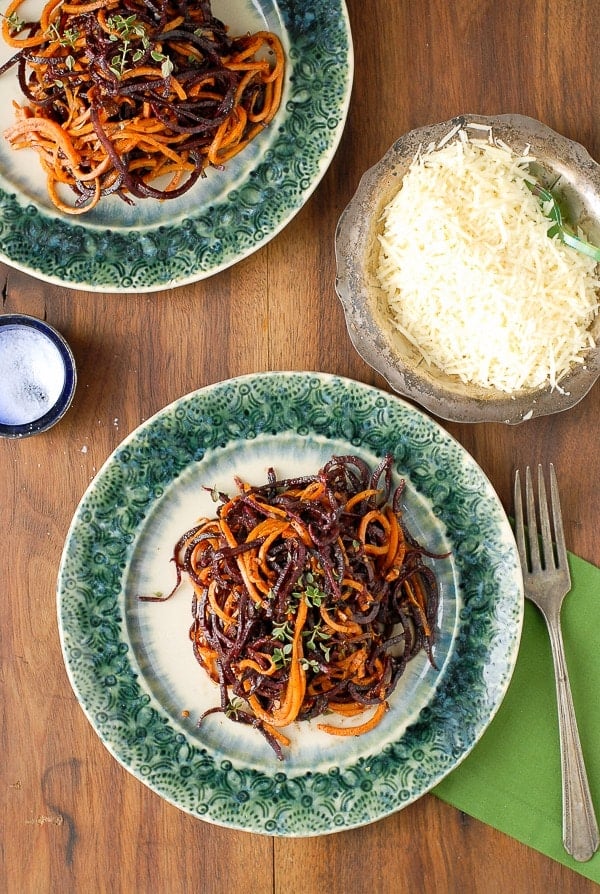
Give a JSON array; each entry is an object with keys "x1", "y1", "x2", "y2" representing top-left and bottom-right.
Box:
[
  {"x1": 1, "y1": 0, "x2": 284, "y2": 213},
  {"x1": 141, "y1": 454, "x2": 448, "y2": 759}
]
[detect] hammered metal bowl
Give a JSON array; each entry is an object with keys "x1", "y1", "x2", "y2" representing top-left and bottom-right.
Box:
[{"x1": 335, "y1": 114, "x2": 600, "y2": 424}]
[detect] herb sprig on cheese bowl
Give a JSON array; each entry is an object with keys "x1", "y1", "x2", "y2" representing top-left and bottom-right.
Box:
[
  {"x1": 335, "y1": 115, "x2": 600, "y2": 423},
  {"x1": 377, "y1": 123, "x2": 599, "y2": 394}
]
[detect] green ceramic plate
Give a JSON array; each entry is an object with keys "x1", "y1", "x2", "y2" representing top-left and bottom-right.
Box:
[
  {"x1": 0, "y1": 1, "x2": 352, "y2": 292},
  {"x1": 57, "y1": 372, "x2": 524, "y2": 836}
]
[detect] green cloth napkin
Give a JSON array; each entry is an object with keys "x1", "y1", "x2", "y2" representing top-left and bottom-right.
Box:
[{"x1": 433, "y1": 552, "x2": 600, "y2": 883}]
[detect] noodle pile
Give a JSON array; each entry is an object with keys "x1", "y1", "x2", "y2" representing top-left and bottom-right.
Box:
[
  {"x1": 143, "y1": 455, "x2": 445, "y2": 759},
  {"x1": 1, "y1": 0, "x2": 284, "y2": 213}
]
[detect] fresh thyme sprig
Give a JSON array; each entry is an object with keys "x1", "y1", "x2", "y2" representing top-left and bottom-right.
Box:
[
  {"x1": 528, "y1": 179, "x2": 600, "y2": 263},
  {"x1": 3, "y1": 11, "x2": 24, "y2": 33},
  {"x1": 270, "y1": 584, "x2": 333, "y2": 669},
  {"x1": 106, "y1": 13, "x2": 173, "y2": 79},
  {"x1": 46, "y1": 22, "x2": 80, "y2": 47}
]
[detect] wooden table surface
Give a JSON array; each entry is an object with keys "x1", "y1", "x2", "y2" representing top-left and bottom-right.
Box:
[{"x1": 2, "y1": 1, "x2": 599, "y2": 892}]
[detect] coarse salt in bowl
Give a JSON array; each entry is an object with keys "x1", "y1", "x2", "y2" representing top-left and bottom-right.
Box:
[
  {"x1": 0, "y1": 314, "x2": 77, "y2": 437},
  {"x1": 335, "y1": 114, "x2": 600, "y2": 424}
]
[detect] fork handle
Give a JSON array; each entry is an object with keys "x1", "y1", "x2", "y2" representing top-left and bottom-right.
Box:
[{"x1": 544, "y1": 608, "x2": 599, "y2": 862}]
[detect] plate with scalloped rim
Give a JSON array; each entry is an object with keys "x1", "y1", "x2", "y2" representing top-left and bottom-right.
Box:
[
  {"x1": 0, "y1": 0, "x2": 352, "y2": 292},
  {"x1": 57, "y1": 372, "x2": 524, "y2": 836}
]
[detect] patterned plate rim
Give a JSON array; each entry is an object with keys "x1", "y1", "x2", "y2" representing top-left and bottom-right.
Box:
[
  {"x1": 0, "y1": 1, "x2": 353, "y2": 292},
  {"x1": 56, "y1": 372, "x2": 524, "y2": 836}
]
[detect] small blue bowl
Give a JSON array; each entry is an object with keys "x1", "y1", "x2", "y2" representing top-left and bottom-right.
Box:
[{"x1": 0, "y1": 314, "x2": 77, "y2": 438}]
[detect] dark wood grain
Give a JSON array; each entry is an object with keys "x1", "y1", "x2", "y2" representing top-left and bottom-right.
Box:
[{"x1": 2, "y1": 1, "x2": 599, "y2": 892}]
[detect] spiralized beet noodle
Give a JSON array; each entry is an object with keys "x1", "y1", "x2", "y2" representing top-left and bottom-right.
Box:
[
  {"x1": 141, "y1": 454, "x2": 447, "y2": 759},
  {"x1": 1, "y1": 0, "x2": 284, "y2": 213}
]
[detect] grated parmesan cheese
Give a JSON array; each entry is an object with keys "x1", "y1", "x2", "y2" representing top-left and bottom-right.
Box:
[{"x1": 376, "y1": 128, "x2": 600, "y2": 393}]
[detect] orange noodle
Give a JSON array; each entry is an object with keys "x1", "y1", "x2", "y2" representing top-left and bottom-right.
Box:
[
  {"x1": 1, "y1": 0, "x2": 284, "y2": 213},
  {"x1": 141, "y1": 455, "x2": 448, "y2": 759}
]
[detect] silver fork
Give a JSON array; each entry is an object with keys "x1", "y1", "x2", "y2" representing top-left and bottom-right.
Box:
[{"x1": 514, "y1": 464, "x2": 599, "y2": 862}]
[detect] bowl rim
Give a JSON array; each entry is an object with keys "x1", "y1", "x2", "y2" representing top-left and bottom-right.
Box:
[
  {"x1": 335, "y1": 113, "x2": 600, "y2": 424},
  {"x1": 0, "y1": 313, "x2": 77, "y2": 438}
]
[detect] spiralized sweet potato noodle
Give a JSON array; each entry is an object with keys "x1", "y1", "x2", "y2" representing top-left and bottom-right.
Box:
[
  {"x1": 142, "y1": 454, "x2": 444, "y2": 759},
  {"x1": 1, "y1": 0, "x2": 284, "y2": 213}
]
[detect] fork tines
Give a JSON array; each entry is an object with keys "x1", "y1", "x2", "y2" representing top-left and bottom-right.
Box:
[{"x1": 514, "y1": 464, "x2": 570, "y2": 578}]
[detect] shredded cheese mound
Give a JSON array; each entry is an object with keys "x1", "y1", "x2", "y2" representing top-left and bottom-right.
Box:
[{"x1": 376, "y1": 131, "x2": 600, "y2": 393}]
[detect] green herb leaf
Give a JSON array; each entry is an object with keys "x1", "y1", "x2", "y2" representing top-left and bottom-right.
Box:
[
  {"x1": 225, "y1": 697, "x2": 245, "y2": 719},
  {"x1": 5, "y1": 11, "x2": 24, "y2": 32},
  {"x1": 161, "y1": 57, "x2": 174, "y2": 78},
  {"x1": 300, "y1": 658, "x2": 321, "y2": 672},
  {"x1": 528, "y1": 179, "x2": 600, "y2": 263},
  {"x1": 304, "y1": 583, "x2": 327, "y2": 607},
  {"x1": 272, "y1": 643, "x2": 293, "y2": 668},
  {"x1": 304, "y1": 621, "x2": 332, "y2": 653},
  {"x1": 272, "y1": 620, "x2": 293, "y2": 642}
]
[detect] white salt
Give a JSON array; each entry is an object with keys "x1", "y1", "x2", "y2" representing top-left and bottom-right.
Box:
[{"x1": 0, "y1": 325, "x2": 66, "y2": 425}]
